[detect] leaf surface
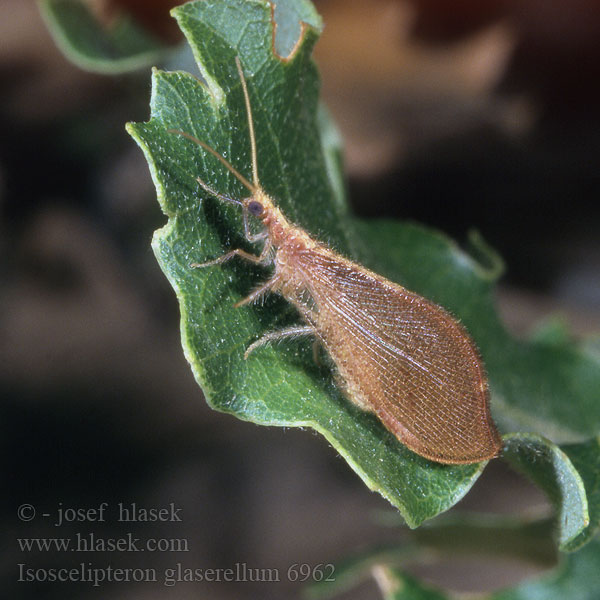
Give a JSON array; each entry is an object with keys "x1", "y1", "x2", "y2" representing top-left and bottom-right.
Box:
[
  {"x1": 492, "y1": 537, "x2": 600, "y2": 600},
  {"x1": 39, "y1": 0, "x2": 168, "y2": 73},
  {"x1": 503, "y1": 434, "x2": 588, "y2": 550},
  {"x1": 127, "y1": 0, "x2": 600, "y2": 530}
]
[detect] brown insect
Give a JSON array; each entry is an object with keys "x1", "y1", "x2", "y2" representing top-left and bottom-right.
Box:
[{"x1": 171, "y1": 57, "x2": 502, "y2": 464}]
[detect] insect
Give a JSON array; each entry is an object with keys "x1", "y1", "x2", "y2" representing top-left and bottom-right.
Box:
[{"x1": 171, "y1": 57, "x2": 502, "y2": 465}]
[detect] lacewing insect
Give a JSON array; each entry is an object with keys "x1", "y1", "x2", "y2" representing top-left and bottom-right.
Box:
[{"x1": 170, "y1": 57, "x2": 502, "y2": 464}]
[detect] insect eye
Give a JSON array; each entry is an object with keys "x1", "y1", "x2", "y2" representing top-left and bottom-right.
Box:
[{"x1": 248, "y1": 201, "x2": 263, "y2": 216}]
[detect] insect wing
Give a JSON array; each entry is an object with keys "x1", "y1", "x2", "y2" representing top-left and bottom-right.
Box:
[{"x1": 293, "y1": 248, "x2": 501, "y2": 464}]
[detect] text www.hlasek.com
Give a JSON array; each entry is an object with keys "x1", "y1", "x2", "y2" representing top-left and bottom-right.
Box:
[{"x1": 18, "y1": 533, "x2": 188, "y2": 553}]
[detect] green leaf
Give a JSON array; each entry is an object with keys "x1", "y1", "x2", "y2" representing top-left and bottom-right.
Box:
[
  {"x1": 126, "y1": 0, "x2": 485, "y2": 528},
  {"x1": 561, "y1": 438, "x2": 600, "y2": 551},
  {"x1": 503, "y1": 434, "x2": 589, "y2": 551},
  {"x1": 270, "y1": 0, "x2": 322, "y2": 57},
  {"x1": 39, "y1": 0, "x2": 168, "y2": 73},
  {"x1": 126, "y1": 0, "x2": 600, "y2": 531},
  {"x1": 329, "y1": 540, "x2": 600, "y2": 600},
  {"x1": 306, "y1": 515, "x2": 556, "y2": 600},
  {"x1": 306, "y1": 516, "x2": 600, "y2": 600},
  {"x1": 492, "y1": 537, "x2": 600, "y2": 600}
]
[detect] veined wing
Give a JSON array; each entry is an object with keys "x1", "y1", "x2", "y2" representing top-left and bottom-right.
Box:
[{"x1": 289, "y1": 246, "x2": 501, "y2": 464}]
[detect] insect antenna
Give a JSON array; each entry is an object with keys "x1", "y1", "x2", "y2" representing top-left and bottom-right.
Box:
[
  {"x1": 194, "y1": 178, "x2": 242, "y2": 207},
  {"x1": 234, "y1": 56, "x2": 260, "y2": 189},
  {"x1": 167, "y1": 57, "x2": 260, "y2": 199},
  {"x1": 167, "y1": 128, "x2": 255, "y2": 195}
]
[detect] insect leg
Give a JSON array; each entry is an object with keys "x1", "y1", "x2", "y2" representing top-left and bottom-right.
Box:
[
  {"x1": 191, "y1": 238, "x2": 272, "y2": 269},
  {"x1": 244, "y1": 325, "x2": 316, "y2": 359},
  {"x1": 234, "y1": 273, "x2": 281, "y2": 308}
]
